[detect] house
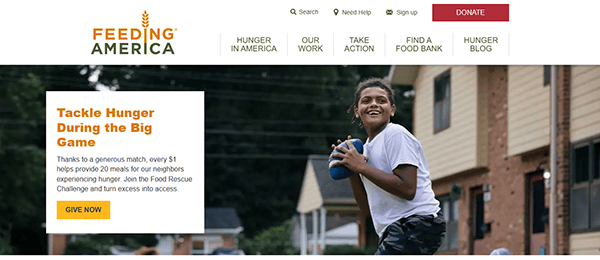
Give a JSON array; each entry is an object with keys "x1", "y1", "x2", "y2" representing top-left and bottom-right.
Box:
[
  {"x1": 291, "y1": 214, "x2": 359, "y2": 249},
  {"x1": 295, "y1": 155, "x2": 377, "y2": 255},
  {"x1": 190, "y1": 207, "x2": 244, "y2": 255},
  {"x1": 389, "y1": 65, "x2": 600, "y2": 255},
  {"x1": 152, "y1": 207, "x2": 244, "y2": 255}
]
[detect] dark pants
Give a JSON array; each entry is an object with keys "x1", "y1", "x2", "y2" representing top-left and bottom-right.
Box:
[{"x1": 375, "y1": 211, "x2": 446, "y2": 255}]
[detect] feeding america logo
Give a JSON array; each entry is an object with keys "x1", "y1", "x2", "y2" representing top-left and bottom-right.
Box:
[{"x1": 92, "y1": 11, "x2": 176, "y2": 55}]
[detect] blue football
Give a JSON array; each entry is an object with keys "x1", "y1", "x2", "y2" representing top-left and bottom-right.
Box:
[{"x1": 328, "y1": 139, "x2": 364, "y2": 180}]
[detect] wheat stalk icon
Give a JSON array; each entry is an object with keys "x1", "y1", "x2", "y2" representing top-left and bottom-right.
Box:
[{"x1": 142, "y1": 10, "x2": 149, "y2": 28}]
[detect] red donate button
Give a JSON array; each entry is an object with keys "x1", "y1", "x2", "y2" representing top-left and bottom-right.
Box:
[{"x1": 432, "y1": 4, "x2": 509, "y2": 21}]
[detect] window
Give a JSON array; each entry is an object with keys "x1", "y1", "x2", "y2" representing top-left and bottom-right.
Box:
[
  {"x1": 474, "y1": 189, "x2": 484, "y2": 239},
  {"x1": 595, "y1": 142, "x2": 600, "y2": 180},
  {"x1": 192, "y1": 240, "x2": 205, "y2": 255},
  {"x1": 434, "y1": 69, "x2": 451, "y2": 133},
  {"x1": 543, "y1": 65, "x2": 551, "y2": 86},
  {"x1": 528, "y1": 174, "x2": 548, "y2": 255},
  {"x1": 571, "y1": 139, "x2": 600, "y2": 232},
  {"x1": 437, "y1": 195, "x2": 459, "y2": 251},
  {"x1": 531, "y1": 177, "x2": 547, "y2": 234}
]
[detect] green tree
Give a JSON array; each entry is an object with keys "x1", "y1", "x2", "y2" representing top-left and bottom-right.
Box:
[
  {"x1": 238, "y1": 220, "x2": 297, "y2": 255},
  {"x1": 0, "y1": 66, "x2": 91, "y2": 254},
  {"x1": 0, "y1": 231, "x2": 15, "y2": 254},
  {"x1": 0, "y1": 72, "x2": 47, "y2": 254}
]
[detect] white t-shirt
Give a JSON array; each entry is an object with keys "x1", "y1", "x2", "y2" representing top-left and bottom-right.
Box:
[{"x1": 360, "y1": 123, "x2": 440, "y2": 237}]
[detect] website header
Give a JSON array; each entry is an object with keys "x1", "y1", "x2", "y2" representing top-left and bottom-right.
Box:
[{"x1": 0, "y1": 0, "x2": 598, "y2": 64}]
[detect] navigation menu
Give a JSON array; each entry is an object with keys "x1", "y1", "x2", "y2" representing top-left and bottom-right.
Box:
[{"x1": 221, "y1": 33, "x2": 510, "y2": 59}]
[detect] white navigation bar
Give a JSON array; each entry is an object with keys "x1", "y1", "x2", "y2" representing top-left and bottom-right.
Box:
[{"x1": 0, "y1": 0, "x2": 598, "y2": 64}]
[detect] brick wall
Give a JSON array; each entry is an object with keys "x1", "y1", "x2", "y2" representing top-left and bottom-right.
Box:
[
  {"x1": 485, "y1": 65, "x2": 524, "y2": 255},
  {"x1": 432, "y1": 65, "x2": 563, "y2": 255},
  {"x1": 485, "y1": 65, "x2": 561, "y2": 255},
  {"x1": 432, "y1": 168, "x2": 488, "y2": 254}
]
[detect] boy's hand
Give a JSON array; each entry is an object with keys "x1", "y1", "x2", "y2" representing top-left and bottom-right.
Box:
[{"x1": 330, "y1": 135, "x2": 369, "y2": 173}]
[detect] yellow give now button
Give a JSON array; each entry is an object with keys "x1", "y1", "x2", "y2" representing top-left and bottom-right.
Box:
[{"x1": 57, "y1": 201, "x2": 110, "y2": 219}]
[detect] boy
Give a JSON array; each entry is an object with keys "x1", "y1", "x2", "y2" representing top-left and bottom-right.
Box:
[{"x1": 331, "y1": 78, "x2": 445, "y2": 255}]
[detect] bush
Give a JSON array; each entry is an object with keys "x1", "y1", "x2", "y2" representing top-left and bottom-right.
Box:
[
  {"x1": 238, "y1": 221, "x2": 297, "y2": 255},
  {"x1": 63, "y1": 236, "x2": 112, "y2": 255}
]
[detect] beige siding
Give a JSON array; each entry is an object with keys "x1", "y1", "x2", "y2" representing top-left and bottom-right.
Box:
[
  {"x1": 571, "y1": 66, "x2": 600, "y2": 142},
  {"x1": 296, "y1": 160, "x2": 323, "y2": 213},
  {"x1": 476, "y1": 67, "x2": 489, "y2": 169},
  {"x1": 507, "y1": 66, "x2": 550, "y2": 156},
  {"x1": 414, "y1": 66, "x2": 484, "y2": 180},
  {"x1": 570, "y1": 231, "x2": 600, "y2": 255}
]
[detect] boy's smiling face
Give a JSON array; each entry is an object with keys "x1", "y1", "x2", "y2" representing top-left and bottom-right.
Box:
[{"x1": 354, "y1": 87, "x2": 396, "y2": 130}]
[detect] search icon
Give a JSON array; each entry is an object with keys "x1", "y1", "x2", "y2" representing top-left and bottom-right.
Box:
[{"x1": 290, "y1": 8, "x2": 297, "y2": 15}]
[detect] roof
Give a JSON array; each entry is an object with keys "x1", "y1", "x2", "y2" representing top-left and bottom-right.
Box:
[
  {"x1": 205, "y1": 207, "x2": 242, "y2": 230},
  {"x1": 296, "y1": 155, "x2": 355, "y2": 213}
]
